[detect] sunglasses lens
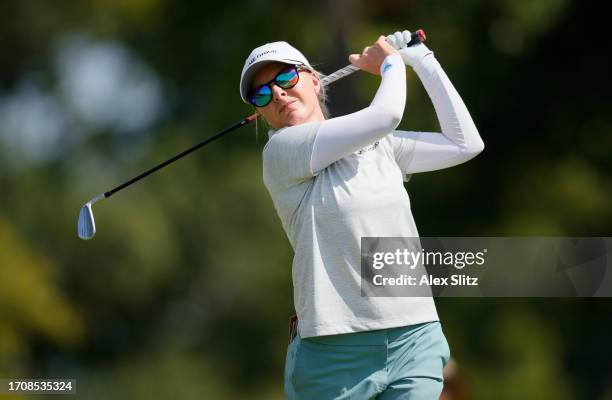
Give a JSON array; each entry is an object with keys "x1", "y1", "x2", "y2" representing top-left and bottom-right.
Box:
[
  {"x1": 250, "y1": 85, "x2": 272, "y2": 107},
  {"x1": 276, "y1": 67, "x2": 299, "y2": 89},
  {"x1": 249, "y1": 66, "x2": 303, "y2": 107}
]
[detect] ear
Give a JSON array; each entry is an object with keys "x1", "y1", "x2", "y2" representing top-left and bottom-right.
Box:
[{"x1": 311, "y1": 72, "x2": 321, "y2": 95}]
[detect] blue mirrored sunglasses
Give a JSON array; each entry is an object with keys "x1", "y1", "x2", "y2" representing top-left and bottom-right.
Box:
[{"x1": 248, "y1": 65, "x2": 311, "y2": 107}]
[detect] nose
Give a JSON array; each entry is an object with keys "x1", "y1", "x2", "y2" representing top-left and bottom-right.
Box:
[{"x1": 271, "y1": 84, "x2": 287, "y2": 102}]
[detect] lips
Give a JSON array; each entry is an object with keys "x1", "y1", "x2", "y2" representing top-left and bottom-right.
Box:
[{"x1": 279, "y1": 100, "x2": 297, "y2": 114}]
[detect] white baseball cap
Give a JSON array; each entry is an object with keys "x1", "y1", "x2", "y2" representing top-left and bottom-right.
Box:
[{"x1": 239, "y1": 41, "x2": 313, "y2": 104}]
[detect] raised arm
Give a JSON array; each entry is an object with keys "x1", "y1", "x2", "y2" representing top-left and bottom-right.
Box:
[
  {"x1": 387, "y1": 30, "x2": 484, "y2": 174},
  {"x1": 310, "y1": 37, "x2": 406, "y2": 174}
]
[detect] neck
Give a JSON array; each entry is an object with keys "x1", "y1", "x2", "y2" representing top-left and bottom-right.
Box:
[{"x1": 305, "y1": 107, "x2": 326, "y2": 124}]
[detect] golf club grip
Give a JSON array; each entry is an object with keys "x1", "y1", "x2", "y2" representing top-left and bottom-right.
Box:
[{"x1": 320, "y1": 29, "x2": 426, "y2": 87}]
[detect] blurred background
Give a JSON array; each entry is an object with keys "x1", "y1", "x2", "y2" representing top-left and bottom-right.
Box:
[{"x1": 0, "y1": 0, "x2": 611, "y2": 399}]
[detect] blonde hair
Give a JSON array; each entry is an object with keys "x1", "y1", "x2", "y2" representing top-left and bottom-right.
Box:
[{"x1": 314, "y1": 68, "x2": 330, "y2": 119}]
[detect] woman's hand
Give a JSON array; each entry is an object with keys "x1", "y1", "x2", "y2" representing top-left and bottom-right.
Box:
[
  {"x1": 386, "y1": 30, "x2": 434, "y2": 68},
  {"x1": 348, "y1": 36, "x2": 400, "y2": 76}
]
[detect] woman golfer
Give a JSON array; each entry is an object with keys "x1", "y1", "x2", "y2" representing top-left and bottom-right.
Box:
[{"x1": 239, "y1": 30, "x2": 484, "y2": 399}]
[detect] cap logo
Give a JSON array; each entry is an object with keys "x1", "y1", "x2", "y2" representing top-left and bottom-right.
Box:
[{"x1": 248, "y1": 49, "x2": 278, "y2": 66}]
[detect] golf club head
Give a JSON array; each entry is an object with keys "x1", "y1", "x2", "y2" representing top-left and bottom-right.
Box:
[{"x1": 78, "y1": 203, "x2": 96, "y2": 240}]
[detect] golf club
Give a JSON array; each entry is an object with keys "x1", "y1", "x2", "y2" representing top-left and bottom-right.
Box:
[{"x1": 77, "y1": 29, "x2": 426, "y2": 240}]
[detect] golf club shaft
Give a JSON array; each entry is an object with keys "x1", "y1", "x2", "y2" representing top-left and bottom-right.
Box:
[
  {"x1": 99, "y1": 29, "x2": 426, "y2": 200},
  {"x1": 104, "y1": 113, "x2": 258, "y2": 198}
]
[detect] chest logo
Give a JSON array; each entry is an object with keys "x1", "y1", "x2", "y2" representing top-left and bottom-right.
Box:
[{"x1": 356, "y1": 141, "x2": 380, "y2": 155}]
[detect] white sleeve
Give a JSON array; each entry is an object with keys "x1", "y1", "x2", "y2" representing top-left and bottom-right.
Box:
[
  {"x1": 395, "y1": 55, "x2": 484, "y2": 174},
  {"x1": 310, "y1": 54, "x2": 406, "y2": 174}
]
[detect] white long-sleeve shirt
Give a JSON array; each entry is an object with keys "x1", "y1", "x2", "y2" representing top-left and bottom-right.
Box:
[
  {"x1": 262, "y1": 54, "x2": 483, "y2": 338},
  {"x1": 311, "y1": 54, "x2": 484, "y2": 176}
]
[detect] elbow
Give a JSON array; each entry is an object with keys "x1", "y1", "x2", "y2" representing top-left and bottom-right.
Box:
[
  {"x1": 367, "y1": 96, "x2": 405, "y2": 131},
  {"x1": 388, "y1": 115, "x2": 402, "y2": 132},
  {"x1": 461, "y1": 132, "x2": 484, "y2": 160},
  {"x1": 376, "y1": 108, "x2": 403, "y2": 132},
  {"x1": 472, "y1": 136, "x2": 485, "y2": 155}
]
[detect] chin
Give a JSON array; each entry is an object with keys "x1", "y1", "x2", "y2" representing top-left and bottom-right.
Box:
[{"x1": 285, "y1": 111, "x2": 307, "y2": 127}]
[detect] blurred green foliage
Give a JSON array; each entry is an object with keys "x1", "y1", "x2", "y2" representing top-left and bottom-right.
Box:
[{"x1": 0, "y1": 0, "x2": 610, "y2": 399}]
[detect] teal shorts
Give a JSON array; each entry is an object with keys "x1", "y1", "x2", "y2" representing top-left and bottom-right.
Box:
[{"x1": 284, "y1": 321, "x2": 450, "y2": 400}]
